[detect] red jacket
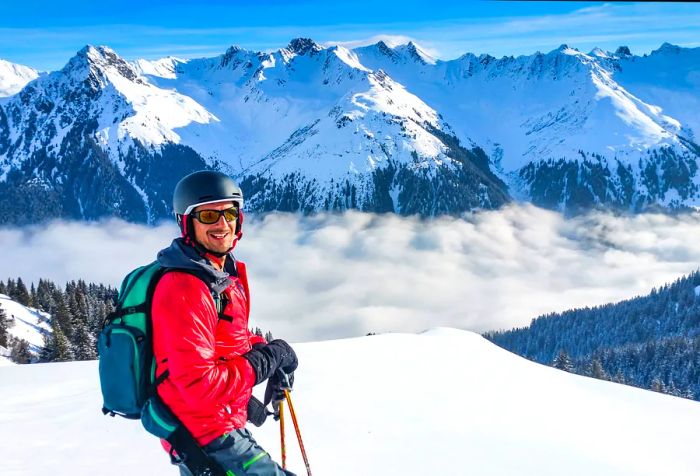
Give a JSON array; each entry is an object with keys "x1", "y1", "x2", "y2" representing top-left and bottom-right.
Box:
[{"x1": 151, "y1": 258, "x2": 265, "y2": 446}]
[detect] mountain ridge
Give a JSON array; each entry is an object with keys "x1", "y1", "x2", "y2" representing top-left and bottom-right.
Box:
[{"x1": 1, "y1": 39, "x2": 699, "y2": 223}]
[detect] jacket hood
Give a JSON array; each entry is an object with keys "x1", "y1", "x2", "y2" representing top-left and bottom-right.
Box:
[{"x1": 157, "y1": 238, "x2": 233, "y2": 294}]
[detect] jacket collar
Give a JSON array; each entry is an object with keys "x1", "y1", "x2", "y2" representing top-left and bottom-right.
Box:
[{"x1": 156, "y1": 238, "x2": 236, "y2": 294}]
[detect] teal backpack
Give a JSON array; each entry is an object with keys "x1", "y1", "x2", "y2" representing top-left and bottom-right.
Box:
[
  {"x1": 98, "y1": 261, "x2": 228, "y2": 476},
  {"x1": 98, "y1": 261, "x2": 177, "y2": 434}
]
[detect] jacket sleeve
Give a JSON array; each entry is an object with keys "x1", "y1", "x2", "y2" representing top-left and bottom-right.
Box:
[{"x1": 152, "y1": 272, "x2": 256, "y2": 407}]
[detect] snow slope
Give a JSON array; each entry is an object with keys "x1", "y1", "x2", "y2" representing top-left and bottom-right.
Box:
[
  {"x1": 136, "y1": 40, "x2": 454, "y2": 179},
  {"x1": 0, "y1": 59, "x2": 39, "y2": 97},
  {"x1": 0, "y1": 293, "x2": 50, "y2": 364},
  {"x1": 614, "y1": 43, "x2": 700, "y2": 142},
  {"x1": 353, "y1": 43, "x2": 687, "y2": 173},
  {"x1": 0, "y1": 328, "x2": 698, "y2": 475}
]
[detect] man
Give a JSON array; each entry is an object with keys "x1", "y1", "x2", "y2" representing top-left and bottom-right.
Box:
[{"x1": 151, "y1": 170, "x2": 297, "y2": 476}]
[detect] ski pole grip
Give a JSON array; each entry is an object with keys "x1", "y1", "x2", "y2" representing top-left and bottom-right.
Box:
[{"x1": 277, "y1": 369, "x2": 292, "y2": 390}]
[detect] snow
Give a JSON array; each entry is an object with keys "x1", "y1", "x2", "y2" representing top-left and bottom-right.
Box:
[
  {"x1": 0, "y1": 59, "x2": 39, "y2": 97},
  {"x1": 3, "y1": 40, "x2": 700, "y2": 206},
  {"x1": 0, "y1": 329, "x2": 698, "y2": 475},
  {"x1": 132, "y1": 57, "x2": 185, "y2": 79},
  {"x1": 352, "y1": 42, "x2": 690, "y2": 173},
  {"x1": 614, "y1": 45, "x2": 700, "y2": 144},
  {"x1": 0, "y1": 293, "x2": 51, "y2": 356},
  {"x1": 82, "y1": 47, "x2": 216, "y2": 147}
]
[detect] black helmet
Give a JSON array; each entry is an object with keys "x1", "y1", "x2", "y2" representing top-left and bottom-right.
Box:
[
  {"x1": 173, "y1": 170, "x2": 245, "y2": 250},
  {"x1": 173, "y1": 170, "x2": 243, "y2": 216}
]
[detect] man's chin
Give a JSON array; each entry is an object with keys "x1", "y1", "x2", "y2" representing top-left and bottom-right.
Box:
[{"x1": 202, "y1": 241, "x2": 233, "y2": 255}]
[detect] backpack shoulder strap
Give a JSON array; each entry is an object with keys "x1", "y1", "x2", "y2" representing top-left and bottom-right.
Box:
[{"x1": 235, "y1": 260, "x2": 251, "y2": 318}]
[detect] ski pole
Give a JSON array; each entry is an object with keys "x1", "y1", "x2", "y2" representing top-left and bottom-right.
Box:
[
  {"x1": 278, "y1": 400, "x2": 287, "y2": 469},
  {"x1": 283, "y1": 388, "x2": 312, "y2": 476}
]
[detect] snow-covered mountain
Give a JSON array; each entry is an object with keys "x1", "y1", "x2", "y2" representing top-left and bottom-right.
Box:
[
  {"x1": 0, "y1": 59, "x2": 39, "y2": 97},
  {"x1": 354, "y1": 42, "x2": 700, "y2": 211},
  {"x1": 1, "y1": 39, "x2": 699, "y2": 223},
  {"x1": 1, "y1": 329, "x2": 698, "y2": 475}
]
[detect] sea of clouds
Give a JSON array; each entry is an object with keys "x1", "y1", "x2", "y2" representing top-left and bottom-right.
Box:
[{"x1": 1, "y1": 204, "x2": 699, "y2": 341}]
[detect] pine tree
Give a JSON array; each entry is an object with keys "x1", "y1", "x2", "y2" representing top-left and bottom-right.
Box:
[
  {"x1": 41, "y1": 319, "x2": 73, "y2": 362},
  {"x1": 36, "y1": 279, "x2": 57, "y2": 312},
  {"x1": 264, "y1": 330, "x2": 274, "y2": 342},
  {"x1": 651, "y1": 377, "x2": 664, "y2": 393},
  {"x1": 553, "y1": 350, "x2": 574, "y2": 373},
  {"x1": 0, "y1": 279, "x2": 6, "y2": 295},
  {"x1": 589, "y1": 358, "x2": 609, "y2": 381},
  {"x1": 29, "y1": 282, "x2": 37, "y2": 308},
  {"x1": 68, "y1": 286, "x2": 89, "y2": 353},
  {"x1": 72, "y1": 320, "x2": 96, "y2": 361},
  {"x1": 14, "y1": 278, "x2": 31, "y2": 306},
  {"x1": 10, "y1": 337, "x2": 32, "y2": 364},
  {"x1": 52, "y1": 291, "x2": 73, "y2": 342},
  {"x1": 613, "y1": 370, "x2": 626, "y2": 384},
  {"x1": 0, "y1": 307, "x2": 9, "y2": 348},
  {"x1": 53, "y1": 324, "x2": 73, "y2": 362},
  {"x1": 6, "y1": 278, "x2": 16, "y2": 300}
]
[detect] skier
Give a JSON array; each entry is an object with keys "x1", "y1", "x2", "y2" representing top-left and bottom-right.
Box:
[{"x1": 152, "y1": 170, "x2": 298, "y2": 475}]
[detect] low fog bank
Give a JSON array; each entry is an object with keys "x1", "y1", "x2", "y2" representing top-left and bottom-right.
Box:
[{"x1": 1, "y1": 205, "x2": 698, "y2": 341}]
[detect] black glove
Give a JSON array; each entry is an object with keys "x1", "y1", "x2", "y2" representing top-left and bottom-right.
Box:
[
  {"x1": 264, "y1": 371, "x2": 294, "y2": 406},
  {"x1": 242, "y1": 339, "x2": 298, "y2": 385},
  {"x1": 246, "y1": 395, "x2": 268, "y2": 427}
]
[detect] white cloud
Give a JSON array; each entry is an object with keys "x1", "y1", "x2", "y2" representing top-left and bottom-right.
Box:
[{"x1": 1, "y1": 205, "x2": 699, "y2": 342}]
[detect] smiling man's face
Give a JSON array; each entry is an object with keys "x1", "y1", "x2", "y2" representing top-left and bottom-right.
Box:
[{"x1": 191, "y1": 201, "x2": 237, "y2": 254}]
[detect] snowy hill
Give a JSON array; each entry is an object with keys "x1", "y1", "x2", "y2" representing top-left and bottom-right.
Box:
[
  {"x1": 0, "y1": 329, "x2": 698, "y2": 475},
  {"x1": 0, "y1": 293, "x2": 51, "y2": 364},
  {"x1": 0, "y1": 59, "x2": 39, "y2": 97},
  {"x1": 1, "y1": 40, "x2": 700, "y2": 223}
]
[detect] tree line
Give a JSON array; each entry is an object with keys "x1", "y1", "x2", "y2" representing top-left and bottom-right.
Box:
[
  {"x1": 0, "y1": 277, "x2": 117, "y2": 363},
  {"x1": 485, "y1": 271, "x2": 700, "y2": 401}
]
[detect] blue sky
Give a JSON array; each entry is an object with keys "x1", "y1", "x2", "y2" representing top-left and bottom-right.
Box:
[{"x1": 1, "y1": 1, "x2": 699, "y2": 71}]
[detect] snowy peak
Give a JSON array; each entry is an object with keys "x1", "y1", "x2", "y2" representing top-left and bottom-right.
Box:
[
  {"x1": 589, "y1": 47, "x2": 611, "y2": 58},
  {"x1": 219, "y1": 45, "x2": 250, "y2": 68},
  {"x1": 652, "y1": 42, "x2": 685, "y2": 56},
  {"x1": 353, "y1": 40, "x2": 436, "y2": 67},
  {"x1": 552, "y1": 44, "x2": 580, "y2": 56},
  {"x1": 78, "y1": 45, "x2": 140, "y2": 80},
  {"x1": 615, "y1": 46, "x2": 633, "y2": 58},
  {"x1": 0, "y1": 59, "x2": 39, "y2": 97},
  {"x1": 393, "y1": 41, "x2": 437, "y2": 65},
  {"x1": 62, "y1": 45, "x2": 145, "y2": 91},
  {"x1": 374, "y1": 40, "x2": 397, "y2": 58},
  {"x1": 286, "y1": 38, "x2": 324, "y2": 56},
  {"x1": 132, "y1": 56, "x2": 184, "y2": 79}
]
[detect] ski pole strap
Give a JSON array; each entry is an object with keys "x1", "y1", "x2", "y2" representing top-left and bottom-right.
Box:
[
  {"x1": 277, "y1": 369, "x2": 293, "y2": 390},
  {"x1": 167, "y1": 425, "x2": 227, "y2": 476}
]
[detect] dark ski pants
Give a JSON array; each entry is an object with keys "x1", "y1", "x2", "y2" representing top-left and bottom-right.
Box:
[{"x1": 176, "y1": 428, "x2": 296, "y2": 476}]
